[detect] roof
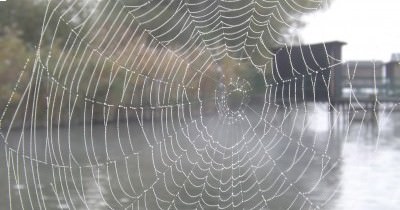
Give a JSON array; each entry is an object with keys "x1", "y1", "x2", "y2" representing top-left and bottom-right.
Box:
[
  {"x1": 272, "y1": 41, "x2": 345, "y2": 80},
  {"x1": 345, "y1": 60, "x2": 385, "y2": 69},
  {"x1": 273, "y1": 41, "x2": 346, "y2": 52}
]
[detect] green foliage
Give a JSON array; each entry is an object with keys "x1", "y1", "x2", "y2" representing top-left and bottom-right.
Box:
[
  {"x1": 0, "y1": 30, "x2": 30, "y2": 106},
  {"x1": 0, "y1": 0, "x2": 45, "y2": 46},
  {"x1": 0, "y1": 0, "x2": 333, "y2": 127}
]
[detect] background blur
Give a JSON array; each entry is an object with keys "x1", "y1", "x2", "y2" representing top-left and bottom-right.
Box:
[{"x1": 0, "y1": 0, "x2": 399, "y2": 209}]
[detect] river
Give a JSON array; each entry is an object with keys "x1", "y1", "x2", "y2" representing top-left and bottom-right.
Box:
[{"x1": 0, "y1": 103, "x2": 399, "y2": 209}]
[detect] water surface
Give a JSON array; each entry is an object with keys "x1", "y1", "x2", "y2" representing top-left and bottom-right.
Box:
[{"x1": 0, "y1": 103, "x2": 399, "y2": 209}]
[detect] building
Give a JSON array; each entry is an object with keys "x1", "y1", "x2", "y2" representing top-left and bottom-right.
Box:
[
  {"x1": 385, "y1": 55, "x2": 400, "y2": 96},
  {"x1": 272, "y1": 41, "x2": 345, "y2": 102},
  {"x1": 390, "y1": 53, "x2": 400, "y2": 62},
  {"x1": 342, "y1": 60, "x2": 386, "y2": 98}
]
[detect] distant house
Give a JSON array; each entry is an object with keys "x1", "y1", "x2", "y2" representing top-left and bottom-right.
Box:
[
  {"x1": 342, "y1": 60, "x2": 386, "y2": 97},
  {"x1": 341, "y1": 53, "x2": 400, "y2": 98},
  {"x1": 385, "y1": 55, "x2": 400, "y2": 96},
  {"x1": 390, "y1": 53, "x2": 400, "y2": 62},
  {"x1": 386, "y1": 61, "x2": 400, "y2": 81},
  {"x1": 272, "y1": 41, "x2": 345, "y2": 102},
  {"x1": 344, "y1": 61, "x2": 385, "y2": 78}
]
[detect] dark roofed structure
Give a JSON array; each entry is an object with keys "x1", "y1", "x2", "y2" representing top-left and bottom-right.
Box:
[{"x1": 272, "y1": 41, "x2": 346, "y2": 102}]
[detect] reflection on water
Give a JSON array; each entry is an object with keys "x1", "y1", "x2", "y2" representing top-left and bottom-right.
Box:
[
  {"x1": 336, "y1": 142, "x2": 400, "y2": 210},
  {"x1": 0, "y1": 103, "x2": 399, "y2": 209}
]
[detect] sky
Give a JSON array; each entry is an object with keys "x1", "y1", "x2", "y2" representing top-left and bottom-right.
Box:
[{"x1": 300, "y1": 0, "x2": 400, "y2": 62}]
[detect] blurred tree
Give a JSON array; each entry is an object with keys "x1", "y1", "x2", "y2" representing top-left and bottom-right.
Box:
[
  {"x1": 0, "y1": 0, "x2": 335, "y2": 126},
  {"x1": 90, "y1": 0, "x2": 334, "y2": 96},
  {"x1": 0, "y1": 29, "x2": 29, "y2": 104},
  {"x1": 0, "y1": 0, "x2": 87, "y2": 48},
  {"x1": 0, "y1": 0, "x2": 44, "y2": 47}
]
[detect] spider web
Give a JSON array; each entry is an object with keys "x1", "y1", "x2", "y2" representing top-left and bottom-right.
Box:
[{"x1": 0, "y1": 0, "x2": 393, "y2": 209}]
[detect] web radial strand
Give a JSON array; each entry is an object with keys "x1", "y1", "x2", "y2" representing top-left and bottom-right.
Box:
[{"x1": 1, "y1": 0, "x2": 389, "y2": 209}]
